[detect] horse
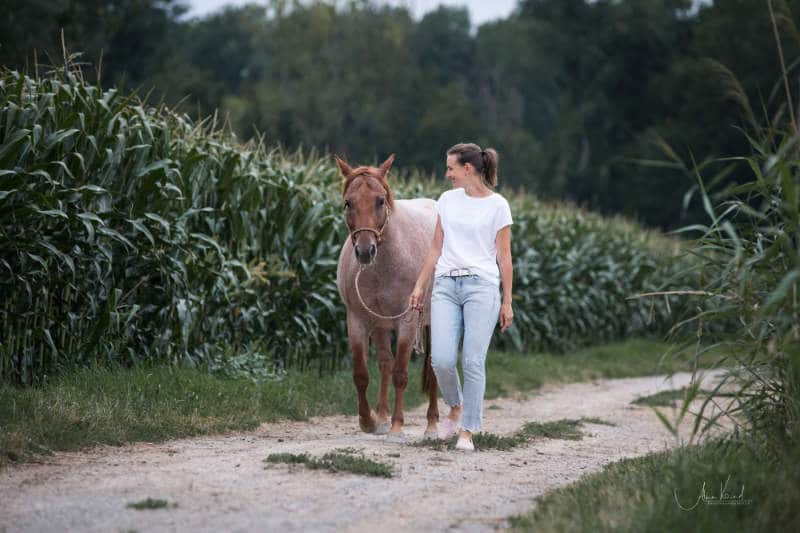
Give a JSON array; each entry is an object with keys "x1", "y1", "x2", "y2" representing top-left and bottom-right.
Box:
[{"x1": 334, "y1": 153, "x2": 439, "y2": 439}]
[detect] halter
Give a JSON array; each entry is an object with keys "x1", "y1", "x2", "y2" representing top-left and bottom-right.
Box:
[
  {"x1": 343, "y1": 170, "x2": 393, "y2": 248},
  {"x1": 347, "y1": 201, "x2": 391, "y2": 247}
]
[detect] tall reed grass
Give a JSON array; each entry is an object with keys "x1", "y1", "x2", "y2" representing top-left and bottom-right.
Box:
[
  {"x1": 651, "y1": 1, "x2": 800, "y2": 457},
  {"x1": 660, "y1": 122, "x2": 800, "y2": 455}
]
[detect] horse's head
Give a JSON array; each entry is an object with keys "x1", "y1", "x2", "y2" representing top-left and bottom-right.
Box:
[{"x1": 335, "y1": 154, "x2": 396, "y2": 265}]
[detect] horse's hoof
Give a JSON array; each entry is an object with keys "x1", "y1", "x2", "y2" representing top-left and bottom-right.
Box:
[
  {"x1": 375, "y1": 421, "x2": 391, "y2": 435},
  {"x1": 359, "y1": 415, "x2": 377, "y2": 434},
  {"x1": 386, "y1": 431, "x2": 407, "y2": 444},
  {"x1": 423, "y1": 429, "x2": 438, "y2": 439}
]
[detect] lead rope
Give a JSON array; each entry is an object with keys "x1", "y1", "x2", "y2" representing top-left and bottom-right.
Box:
[{"x1": 354, "y1": 263, "x2": 425, "y2": 355}]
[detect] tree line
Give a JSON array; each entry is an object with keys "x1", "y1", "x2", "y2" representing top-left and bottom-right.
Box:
[{"x1": 2, "y1": 0, "x2": 797, "y2": 229}]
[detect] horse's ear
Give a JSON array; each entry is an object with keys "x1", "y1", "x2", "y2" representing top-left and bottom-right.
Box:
[
  {"x1": 378, "y1": 153, "x2": 395, "y2": 179},
  {"x1": 334, "y1": 154, "x2": 353, "y2": 177}
]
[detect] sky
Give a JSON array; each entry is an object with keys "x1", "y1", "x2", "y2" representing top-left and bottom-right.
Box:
[{"x1": 185, "y1": 0, "x2": 519, "y2": 26}]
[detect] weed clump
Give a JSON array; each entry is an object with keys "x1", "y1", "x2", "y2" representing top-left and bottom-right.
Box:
[
  {"x1": 127, "y1": 498, "x2": 174, "y2": 510},
  {"x1": 265, "y1": 449, "x2": 394, "y2": 478}
]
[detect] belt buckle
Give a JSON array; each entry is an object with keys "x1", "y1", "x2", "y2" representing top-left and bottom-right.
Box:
[{"x1": 449, "y1": 268, "x2": 472, "y2": 277}]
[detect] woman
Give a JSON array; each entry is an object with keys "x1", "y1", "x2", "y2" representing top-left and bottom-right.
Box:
[{"x1": 409, "y1": 142, "x2": 514, "y2": 451}]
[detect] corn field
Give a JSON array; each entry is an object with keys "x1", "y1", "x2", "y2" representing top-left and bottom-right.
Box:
[{"x1": 1, "y1": 67, "x2": 691, "y2": 385}]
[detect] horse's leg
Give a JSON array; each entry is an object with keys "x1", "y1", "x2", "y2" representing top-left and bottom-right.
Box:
[
  {"x1": 423, "y1": 324, "x2": 440, "y2": 438},
  {"x1": 390, "y1": 326, "x2": 414, "y2": 435},
  {"x1": 348, "y1": 315, "x2": 376, "y2": 433},
  {"x1": 372, "y1": 328, "x2": 393, "y2": 435}
]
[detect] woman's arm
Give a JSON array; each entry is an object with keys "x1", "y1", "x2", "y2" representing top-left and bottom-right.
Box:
[
  {"x1": 409, "y1": 216, "x2": 444, "y2": 309},
  {"x1": 496, "y1": 225, "x2": 514, "y2": 332}
]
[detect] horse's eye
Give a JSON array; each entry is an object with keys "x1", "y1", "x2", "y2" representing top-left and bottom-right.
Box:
[
  {"x1": 377, "y1": 197, "x2": 385, "y2": 206},
  {"x1": 344, "y1": 200, "x2": 352, "y2": 209}
]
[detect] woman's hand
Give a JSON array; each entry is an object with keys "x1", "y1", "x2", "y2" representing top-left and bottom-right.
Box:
[
  {"x1": 409, "y1": 284, "x2": 424, "y2": 311},
  {"x1": 499, "y1": 301, "x2": 514, "y2": 332}
]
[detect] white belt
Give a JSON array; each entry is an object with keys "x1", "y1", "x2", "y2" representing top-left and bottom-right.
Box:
[{"x1": 445, "y1": 268, "x2": 474, "y2": 277}]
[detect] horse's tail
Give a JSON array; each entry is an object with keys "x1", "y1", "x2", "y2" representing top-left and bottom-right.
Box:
[{"x1": 421, "y1": 324, "x2": 436, "y2": 395}]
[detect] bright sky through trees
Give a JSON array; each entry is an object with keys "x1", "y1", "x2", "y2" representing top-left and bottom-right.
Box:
[{"x1": 186, "y1": 0, "x2": 518, "y2": 25}]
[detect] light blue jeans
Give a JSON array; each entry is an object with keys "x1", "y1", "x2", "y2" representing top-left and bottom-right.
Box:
[{"x1": 430, "y1": 274, "x2": 501, "y2": 433}]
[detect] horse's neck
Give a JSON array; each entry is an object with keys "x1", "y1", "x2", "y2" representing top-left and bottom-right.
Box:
[{"x1": 380, "y1": 204, "x2": 410, "y2": 253}]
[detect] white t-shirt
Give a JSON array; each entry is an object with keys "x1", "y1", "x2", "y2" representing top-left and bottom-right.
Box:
[{"x1": 434, "y1": 188, "x2": 513, "y2": 285}]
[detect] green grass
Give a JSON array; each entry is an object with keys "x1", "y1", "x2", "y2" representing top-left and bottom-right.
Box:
[
  {"x1": 485, "y1": 338, "x2": 721, "y2": 399},
  {"x1": 519, "y1": 419, "x2": 589, "y2": 441},
  {"x1": 0, "y1": 338, "x2": 710, "y2": 466},
  {"x1": 126, "y1": 498, "x2": 173, "y2": 510},
  {"x1": 631, "y1": 387, "x2": 716, "y2": 407},
  {"x1": 265, "y1": 450, "x2": 394, "y2": 478},
  {"x1": 263, "y1": 453, "x2": 310, "y2": 464},
  {"x1": 0, "y1": 360, "x2": 376, "y2": 465},
  {"x1": 508, "y1": 434, "x2": 800, "y2": 532},
  {"x1": 413, "y1": 417, "x2": 615, "y2": 451},
  {"x1": 412, "y1": 434, "x2": 523, "y2": 452}
]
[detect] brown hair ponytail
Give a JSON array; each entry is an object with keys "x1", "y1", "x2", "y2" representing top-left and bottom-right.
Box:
[{"x1": 447, "y1": 143, "x2": 499, "y2": 187}]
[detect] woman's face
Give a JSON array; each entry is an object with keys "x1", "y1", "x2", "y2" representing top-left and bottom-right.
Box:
[{"x1": 445, "y1": 154, "x2": 472, "y2": 189}]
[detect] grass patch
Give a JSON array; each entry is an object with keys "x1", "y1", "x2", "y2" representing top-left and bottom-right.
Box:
[
  {"x1": 508, "y1": 433, "x2": 800, "y2": 532},
  {"x1": 414, "y1": 432, "x2": 529, "y2": 452},
  {"x1": 472, "y1": 432, "x2": 529, "y2": 450},
  {"x1": 265, "y1": 450, "x2": 393, "y2": 478},
  {"x1": 413, "y1": 417, "x2": 614, "y2": 451},
  {"x1": 412, "y1": 433, "x2": 527, "y2": 452},
  {"x1": 485, "y1": 338, "x2": 720, "y2": 399},
  {"x1": 0, "y1": 338, "x2": 710, "y2": 466},
  {"x1": 126, "y1": 498, "x2": 174, "y2": 510},
  {"x1": 631, "y1": 387, "x2": 715, "y2": 407},
  {"x1": 315, "y1": 452, "x2": 394, "y2": 478},
  {"x1": 519, "y1": 419, "x2": 586, "y2": 441},
  {"x1": 0, "y1": 359, "x2": 395, "y2": 466},
  {"x1": 264, "y1": 452, "x2": 310, "y2": 464}
]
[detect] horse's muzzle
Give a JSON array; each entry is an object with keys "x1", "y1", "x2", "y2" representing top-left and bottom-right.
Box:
[{"x1": 354, "y1": 243, "x2": 377, "y2": 264}]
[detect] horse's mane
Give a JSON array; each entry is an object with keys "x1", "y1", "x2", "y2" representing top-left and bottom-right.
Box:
[{"x1": 342, "y1": 166, "x2": 395, "y2": 208}]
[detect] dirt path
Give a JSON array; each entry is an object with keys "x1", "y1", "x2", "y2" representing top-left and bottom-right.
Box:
[{"x1": 1, "y1": 369, "x2": 732, "y2": 532}]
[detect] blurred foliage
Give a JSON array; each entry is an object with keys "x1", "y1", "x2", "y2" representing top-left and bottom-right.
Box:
[{"x1": 3, "y1": 0, "x2": 799, "y2": 229}]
